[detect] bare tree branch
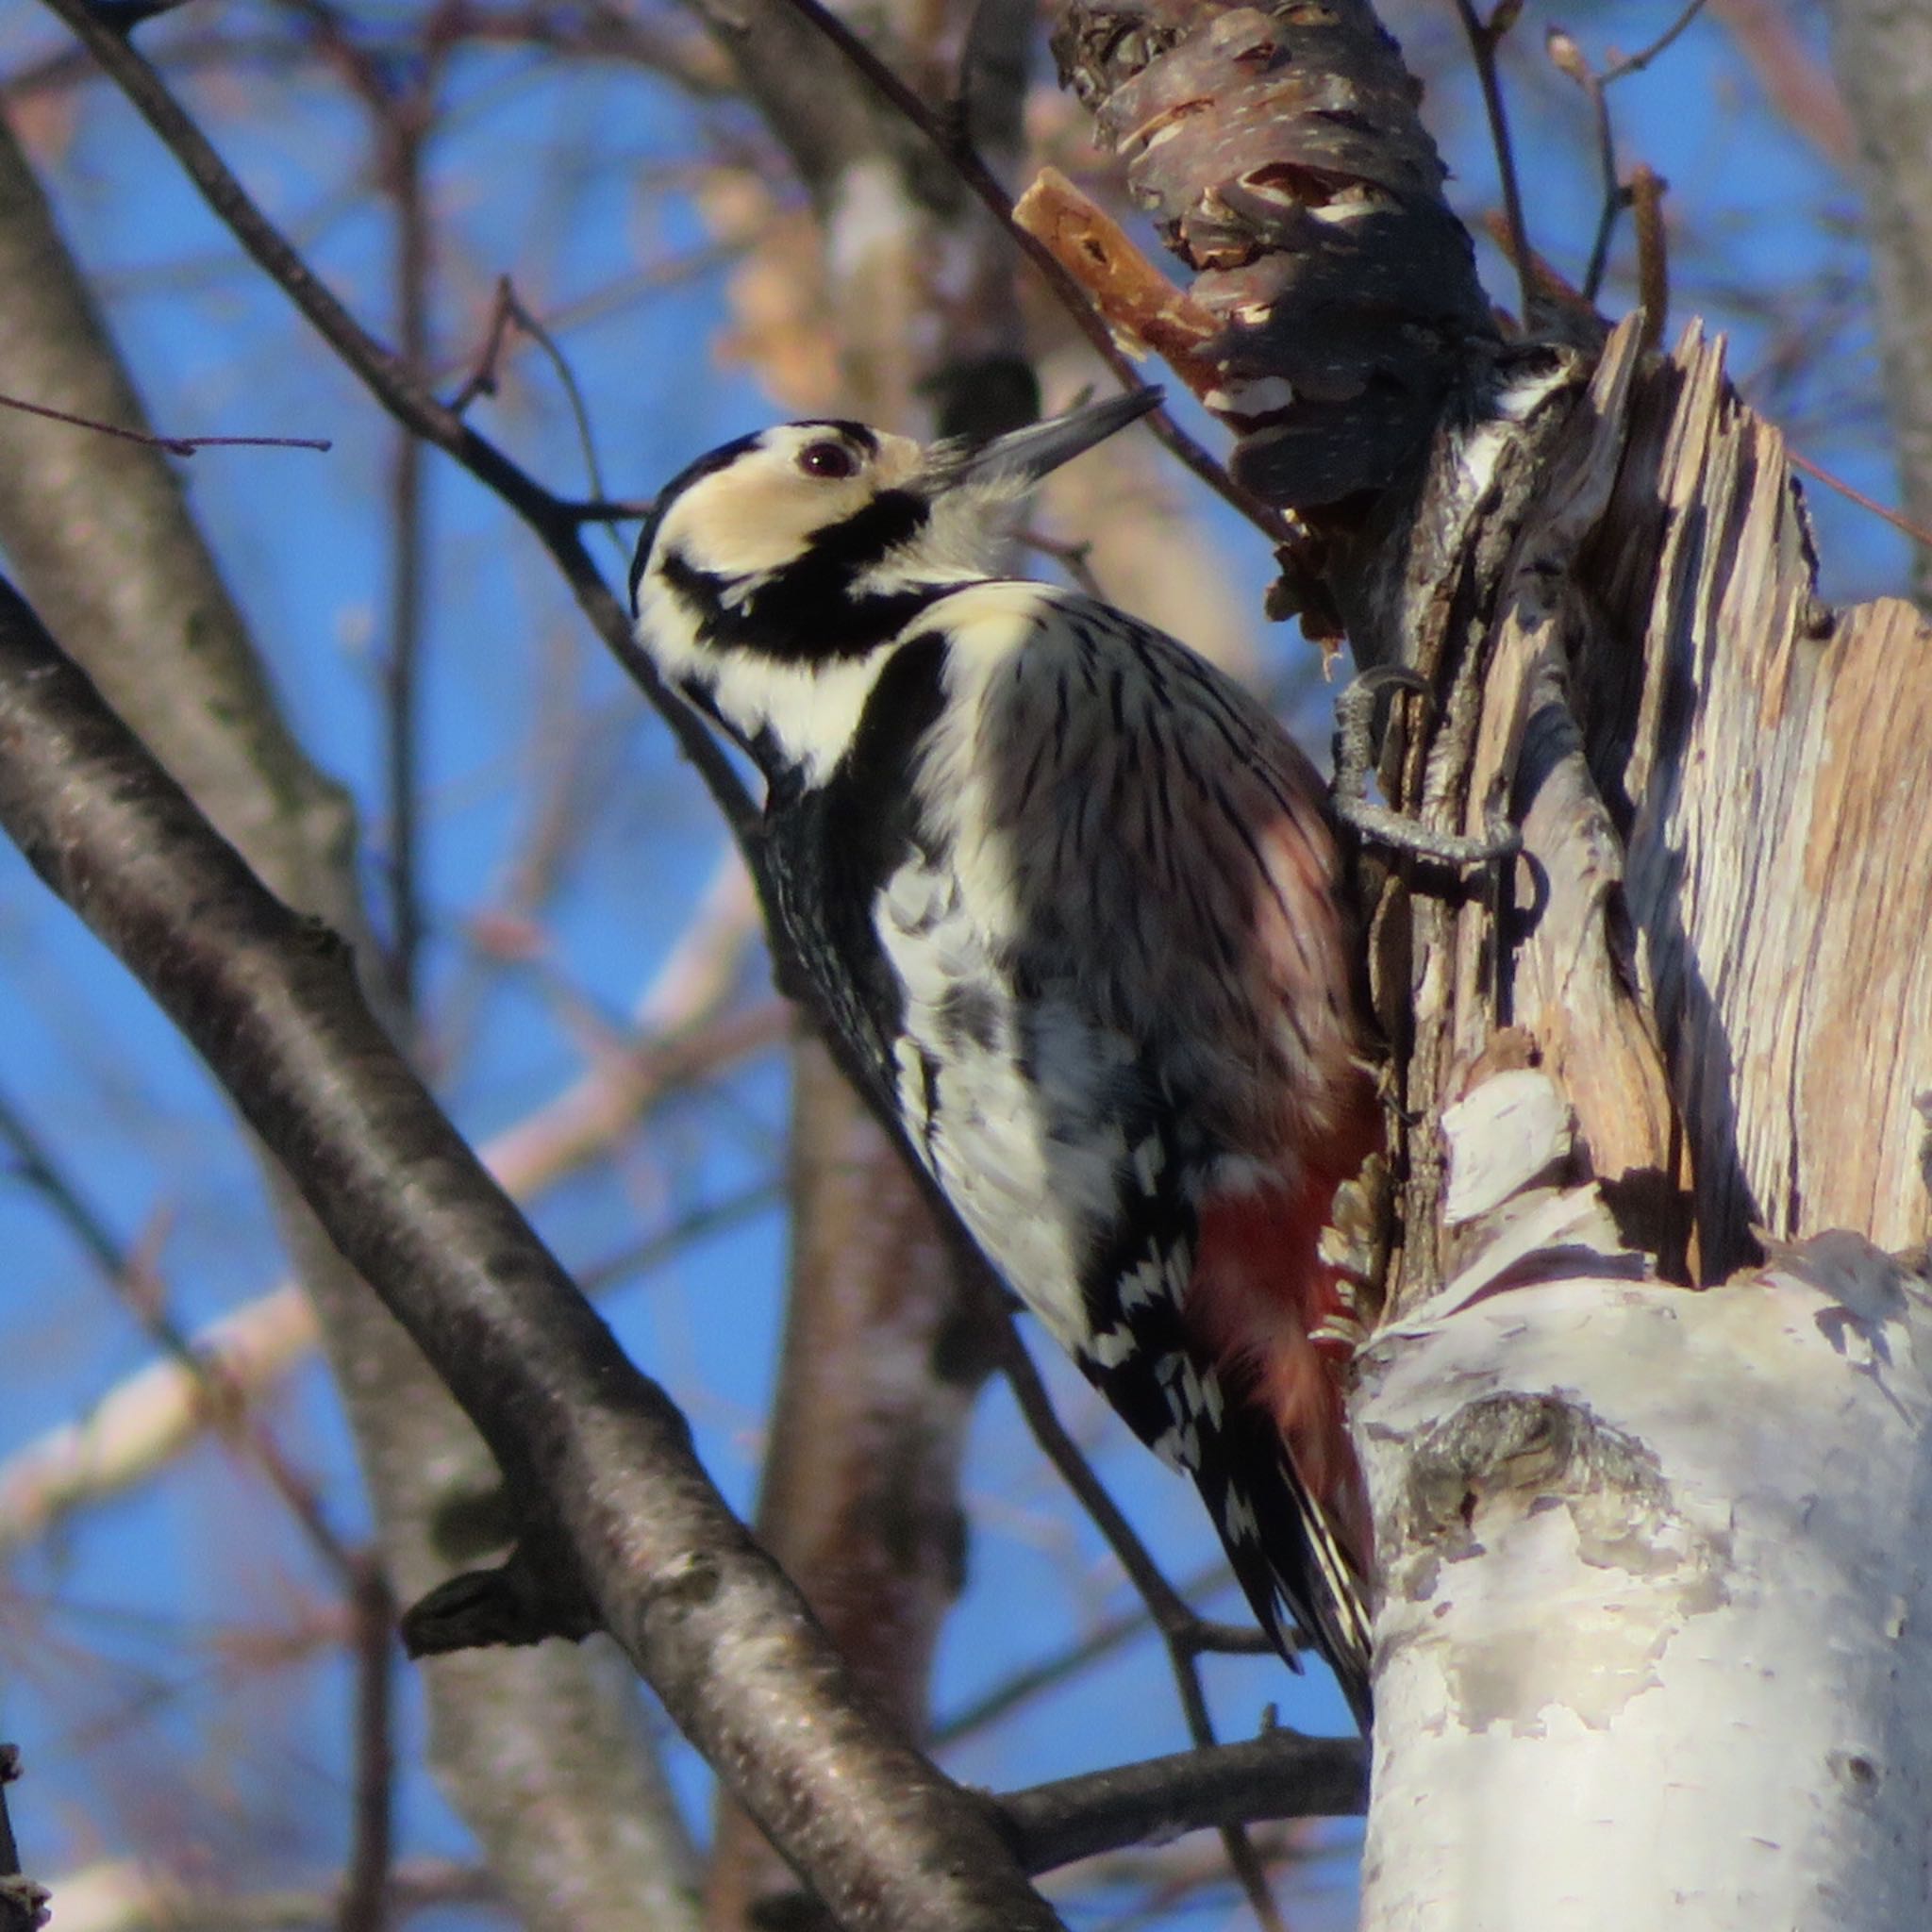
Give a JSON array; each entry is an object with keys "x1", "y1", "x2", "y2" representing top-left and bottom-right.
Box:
[
  {"x1": 0, "y1": 106, "x2": 717, "y2": 1930},
  {"x1": 998, "y1": 1728, "x2": 1367, "y2": 1875}
]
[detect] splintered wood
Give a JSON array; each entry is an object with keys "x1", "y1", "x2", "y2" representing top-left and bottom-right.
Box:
[
  {"x1": 1410, "y1": 316, "x2": 1932, "y2": 1296},
  {"x1": 1589, "y1": 321, "x2": 1932, "y2": 1270},
  {"x1": 1391, "y1": 316, "x2": 1690, "y2": 1297}
]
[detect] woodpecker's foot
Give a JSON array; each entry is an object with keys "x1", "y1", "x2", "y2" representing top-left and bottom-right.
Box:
[
  {"x1": 1336, "y1": 795, "x2": 1521, "y2": 868},
  {"x1": 1331, "y1": 667, "x2": 1521, "y2": 871}
]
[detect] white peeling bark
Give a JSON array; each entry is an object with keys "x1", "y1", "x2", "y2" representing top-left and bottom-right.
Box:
[{"x1": 1357, "y1": 1074, "x2": 1932, "y2": 1929}]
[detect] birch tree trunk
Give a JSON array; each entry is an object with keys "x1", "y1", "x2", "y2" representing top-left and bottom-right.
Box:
[{"x1": 1049, "y1": 2, "x2": 1932, "y2": 1923}]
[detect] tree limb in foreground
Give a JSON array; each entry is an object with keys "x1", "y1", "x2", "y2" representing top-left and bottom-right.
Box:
[{"x1": 0, "y1": 566, "x2": 1058, "y2": 1932}]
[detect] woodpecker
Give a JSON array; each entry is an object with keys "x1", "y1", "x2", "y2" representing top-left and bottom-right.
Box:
[{"x1": 630, "y1": 390, "x2": 1379, "y2": 1726}]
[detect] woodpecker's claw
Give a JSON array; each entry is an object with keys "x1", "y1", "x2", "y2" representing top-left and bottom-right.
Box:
[{"x1": 1331, "y1": 667, "x2": 1521, "y2": 870}]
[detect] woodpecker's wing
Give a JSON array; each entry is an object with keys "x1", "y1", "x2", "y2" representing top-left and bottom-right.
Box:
[{"x1": 788, "y1": 581, "x2": 1375, "y2": 1718}]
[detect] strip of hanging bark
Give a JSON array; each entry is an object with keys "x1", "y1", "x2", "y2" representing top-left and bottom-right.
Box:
[
  {"x1": 1013, "y1": 167, "x2": 1223, "y2": 394},
  {"x1": 1628, "y1": 164, "x2": 1668, "y2": 352},
  {"x1": 1050, "y1": 0, "x2": 1497, "y2": 512}
]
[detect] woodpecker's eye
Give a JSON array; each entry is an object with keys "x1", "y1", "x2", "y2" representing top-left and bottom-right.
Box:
[{"x1": 798, "y1": 440, "x2": 859, "y2": 480}]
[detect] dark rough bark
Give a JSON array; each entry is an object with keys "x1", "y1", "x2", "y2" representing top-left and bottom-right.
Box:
[{"x1": 1051, "y1": 0, "x2": 1495, "y2": 510}]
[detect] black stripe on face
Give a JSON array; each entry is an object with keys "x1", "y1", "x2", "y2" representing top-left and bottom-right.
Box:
[
  {"x1": 797, "y1": 420, "x2": 879, "y2": 455},
  {"x1": 658, "y1": 488, "x2": 939, "y2": 663}
]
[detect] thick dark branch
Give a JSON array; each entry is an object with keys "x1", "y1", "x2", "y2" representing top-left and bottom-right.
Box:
[
  {"x1": 0, "y1": 571, "x2": 1063, "y2": 1932},
  {"x1": 0, "y1": 105, "x2": 704, "y2": 1929},
  {"x1": 998, "y1": 1728, "x2": 1368, "y2": 1874}
]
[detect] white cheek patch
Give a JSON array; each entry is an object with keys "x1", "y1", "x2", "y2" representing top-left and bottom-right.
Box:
[{"x1": 662, "y1": 456, "x2": 870, "y2": 578}]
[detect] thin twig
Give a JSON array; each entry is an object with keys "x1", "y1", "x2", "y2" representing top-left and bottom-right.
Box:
[
  {"x1": 0, "y1": 388, "x2": 329, "y2": 454},
  {"x1": 1544, "y1": 26, "x2": 1627, "y2": 307},
  {"x1": 0, "y1": 1086, "x2": 360, "y2": 1579},
  {"x1": 1602, "y1": 0, "x2": 1712, "y2": 85},
  {"x1": 1550, "y1": 3, "x2": 1706, "y2": 306},
  {"x1": 440, "y1": 246, "x2": 742, "y2": 401},
  {"x1": 383, "y1": 113, "x2": 432, "y2": 1017},
  {"x1": 0, "y1": 891, "x2": 771, "y2": 1560},
  {"x1": 575, "y1": 1182, "x2": 787, "y2": 1293},
  {"x1": 999, "y1": 1328, "x2": 1199, "y2": 1638},
  {"x1": 447, "y1": 275, "x2": 522, "y2": 412},
  {"x1": 1788, "y1": 448, "x2": 1932, "y2": 550},
  {"x1": 1454, "y1": 0, "x2": 1535, "y2": 325},
  {"x1": 1577, "y1": 71, "x2": 1621, "y2": 305},
  {"x1": 451, "y1": 275, "x2": 626, "y2": 563},
  {"x1": 933, "y1": 1559, "x2": 1267, "y2": 1748}
]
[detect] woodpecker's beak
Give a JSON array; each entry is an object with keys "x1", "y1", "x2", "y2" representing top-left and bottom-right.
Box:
[{"x1": 943, "y1": 387, "x2": 1163, "y2": 490}]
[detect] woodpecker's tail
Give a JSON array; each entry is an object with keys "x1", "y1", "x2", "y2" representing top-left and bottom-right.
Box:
[
  {"x1": 1192, "y1": 1387, "x2": 1374, "y2": 1731},
  {"x1": 1187, "y1": 1158, "x2": 1379, "y2": 1731}
]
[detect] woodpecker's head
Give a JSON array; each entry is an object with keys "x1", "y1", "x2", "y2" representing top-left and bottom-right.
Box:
[{"x1": 629, "y1": 389, "x2": 1161, "y2": 781}]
